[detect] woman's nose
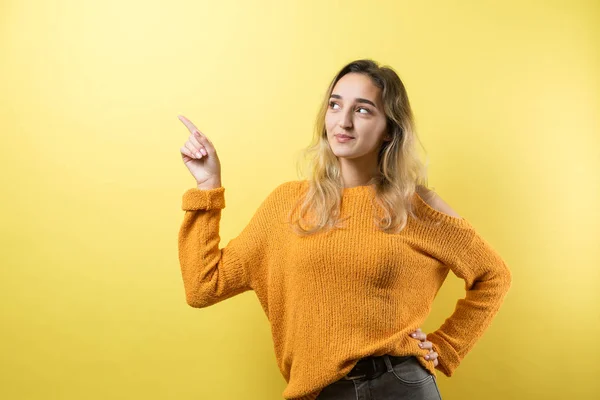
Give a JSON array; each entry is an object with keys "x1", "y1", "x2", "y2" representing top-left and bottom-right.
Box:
[{"x1": 338, "y1": 109, "x2": 353, "y2": 128}]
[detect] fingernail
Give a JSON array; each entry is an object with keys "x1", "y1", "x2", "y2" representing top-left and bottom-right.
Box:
[
  {"x1": 196, "y1": 152, "x2": 201, "y2": 158},
  {"x1": 201, "y1": 148, "x2": 207, "y2": 156},
  {"x1": 425, "y1": 356, "x2": 429, "y2": 359},
  {"x1": 411, "y1": 333, "x2": 416, "y2": 337},
  {"x1": 418, "y1": 343, "x2": 423, "y2": 347}
]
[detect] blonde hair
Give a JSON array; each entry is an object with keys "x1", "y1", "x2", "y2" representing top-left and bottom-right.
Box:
[{"x1": 290, "y1": 59, "x2": 433, "y2": 236}]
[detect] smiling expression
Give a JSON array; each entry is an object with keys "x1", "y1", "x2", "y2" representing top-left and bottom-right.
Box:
[{"x1": 325, "y1": 72, "x2": 390, "y2": 160}]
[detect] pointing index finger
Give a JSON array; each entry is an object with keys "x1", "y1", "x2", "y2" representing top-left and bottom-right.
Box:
[{"x1": 177, "y1": 114, "x2": 202, "y2": 135}]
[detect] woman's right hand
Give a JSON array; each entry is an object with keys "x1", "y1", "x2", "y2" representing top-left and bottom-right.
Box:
[{"x1": 178, "y1": 115, "x2": 222, "y2": 188}]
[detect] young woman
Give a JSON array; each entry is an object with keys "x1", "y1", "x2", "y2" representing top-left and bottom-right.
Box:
[{"x1": 177, "y1": 59, "x2": 512, "y2": 400}]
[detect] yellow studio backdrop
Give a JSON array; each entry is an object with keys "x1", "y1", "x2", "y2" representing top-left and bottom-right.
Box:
[{"x1": 1, "y1": 0, "x2": 598, "y2": 399}]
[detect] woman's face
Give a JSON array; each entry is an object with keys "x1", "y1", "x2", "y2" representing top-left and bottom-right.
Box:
[{"x1": 325, "y1": 72, "x2": 390, "y2": 161}]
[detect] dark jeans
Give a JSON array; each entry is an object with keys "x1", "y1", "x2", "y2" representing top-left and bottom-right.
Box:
[{"x1": 316, "y1": 355, "x2": 442, "y2": 400}]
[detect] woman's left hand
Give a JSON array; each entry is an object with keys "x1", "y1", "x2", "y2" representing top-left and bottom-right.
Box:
[{"x1": 409, "y1": 328, "x2": 439, "y2": 367}]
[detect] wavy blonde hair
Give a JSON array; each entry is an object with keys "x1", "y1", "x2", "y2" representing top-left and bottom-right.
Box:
[{"x1": 289, "y1": 59, "x2": 433, "y2": 236}]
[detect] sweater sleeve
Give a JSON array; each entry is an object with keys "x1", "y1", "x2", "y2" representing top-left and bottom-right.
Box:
[
  {"x1": 426, "y1": 230, "x2": 513, "y2": 377},
  {"x1": 177, "y1": 185, "x2": 277, "y2": 308}
]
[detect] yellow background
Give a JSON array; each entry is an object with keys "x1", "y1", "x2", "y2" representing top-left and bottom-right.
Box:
[{"x1": 1, "y1": 0, "x2": 598, "y2": 399}]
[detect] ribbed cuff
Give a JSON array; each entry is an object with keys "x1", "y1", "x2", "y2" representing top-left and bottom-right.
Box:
[
  {"x1": 426, "y1": 331, "x2": 461, "y2": 377},
  {"x1": 182, "y1": 187, "x2": 226, "y2": 210}
]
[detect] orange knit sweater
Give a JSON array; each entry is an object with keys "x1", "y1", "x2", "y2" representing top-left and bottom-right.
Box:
[{"x1": 178, "y1": 180, "x2": 512, "y2": 400}]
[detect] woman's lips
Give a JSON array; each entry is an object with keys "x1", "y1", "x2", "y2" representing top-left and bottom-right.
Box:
[{"x1": 335, "y1": 135, "x2": 355, "y2": 143}]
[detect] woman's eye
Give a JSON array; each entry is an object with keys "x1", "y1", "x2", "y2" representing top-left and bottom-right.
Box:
[{"x1": 329, "y1": 101, "x2": 370, "y2": 114}]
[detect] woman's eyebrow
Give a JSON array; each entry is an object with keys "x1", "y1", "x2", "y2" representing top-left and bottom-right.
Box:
[{"x1": 330, "y1": 94, "x2": 377, "y2": 108}]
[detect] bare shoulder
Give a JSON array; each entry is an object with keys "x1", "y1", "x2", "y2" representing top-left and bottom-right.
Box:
[{"x1": 415, "y1": 185, "x2": 462, "y2": 218}]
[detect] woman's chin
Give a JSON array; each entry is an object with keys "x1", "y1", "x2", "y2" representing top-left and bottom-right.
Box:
[{"x1": 332, "y1": 152, "x2": 359, "y2": 160}]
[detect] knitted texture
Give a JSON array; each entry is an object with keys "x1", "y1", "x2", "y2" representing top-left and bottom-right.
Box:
[{"x1": 178, "y1": 180, "x2": 512, "y2": 399}]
